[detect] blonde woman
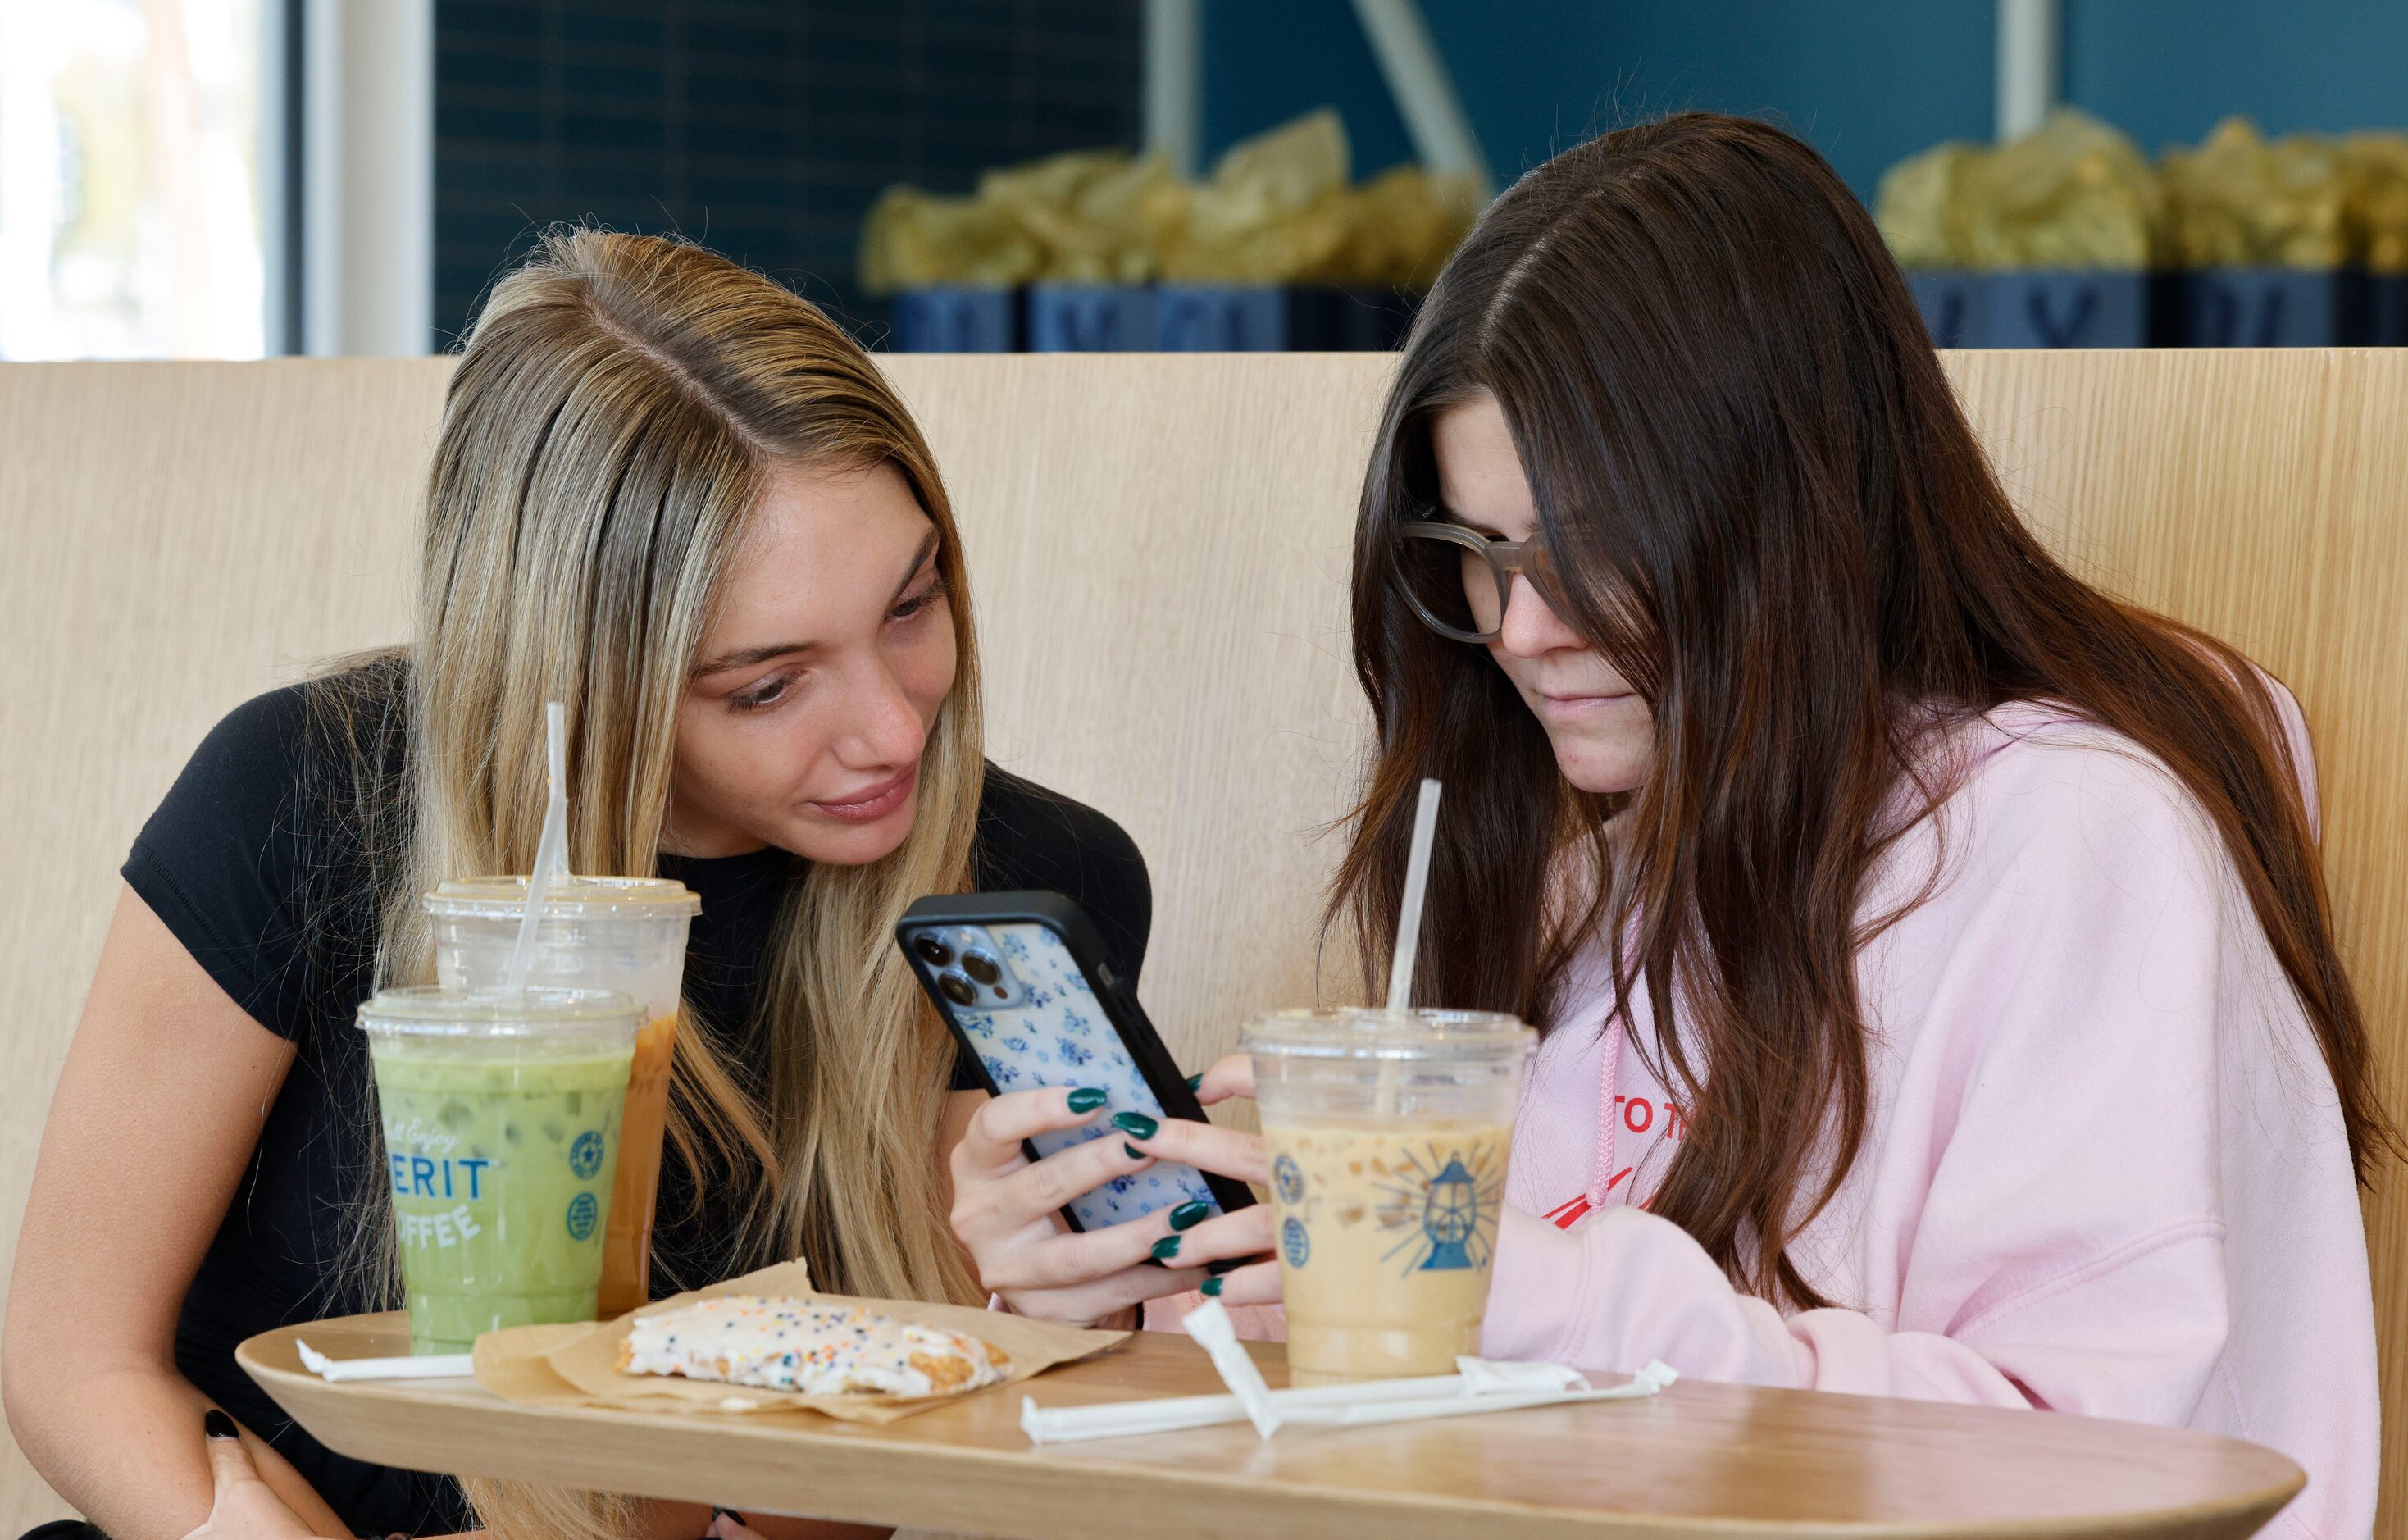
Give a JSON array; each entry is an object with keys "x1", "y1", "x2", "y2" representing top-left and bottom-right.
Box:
[{"x1": 5, "y1": 231, "x2": 1182, "y2": 1539}]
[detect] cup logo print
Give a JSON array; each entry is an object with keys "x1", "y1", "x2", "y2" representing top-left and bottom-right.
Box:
[
  {"x1": 569, "y1": 1129, "x2": 605, "y2": 1181},
  {"x1": 1273, "y1": 1154, "x2": 1305, "y2": 1205},
  {"x1": 566, "y1": 1191, "x2": 599, "y2": 1242},
  {"x1": 1281, "y1": 1215, "x2": 1311, "y2": 1267},
  {"x1": 1384, "y1": 1141, "x2": 1505, "y2": 1277}
]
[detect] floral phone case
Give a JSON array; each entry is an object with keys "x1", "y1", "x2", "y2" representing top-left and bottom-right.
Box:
[{"x1": 899, "y1": 891, "x2": 1252, "y2": 1236}]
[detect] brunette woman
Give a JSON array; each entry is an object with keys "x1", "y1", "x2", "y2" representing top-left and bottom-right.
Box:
[
  {"x1": 949, "y1": 116, "x2": 2389, "y2": 1536},
  {"x1": 6, "y1": 230, "x2": 1168, "y2": 1539}
]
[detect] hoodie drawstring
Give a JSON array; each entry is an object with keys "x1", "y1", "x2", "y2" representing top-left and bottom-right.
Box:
[{"x1": 1543, "y1": 1010, "x2": 1626, "y2": 1230}]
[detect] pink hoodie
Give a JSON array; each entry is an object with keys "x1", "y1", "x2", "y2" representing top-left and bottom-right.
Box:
[{"x1": 1483, "y1": 699, "x2": 2378, "y2": 1537}]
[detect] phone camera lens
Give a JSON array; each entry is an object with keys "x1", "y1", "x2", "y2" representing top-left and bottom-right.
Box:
[
  {"x1": 912, "y1": 934, "x2": 954, "y2": 968},
  {"x1": 961, "y1": 951, "x2": 1003, "y2": 986},
  {"x1": 938, "y1": 972, "x2": 979, "y2": 1007}
]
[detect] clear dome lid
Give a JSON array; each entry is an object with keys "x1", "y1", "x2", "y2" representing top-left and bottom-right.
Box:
[
  {"x1": 422, "y1": 875, "x2": 700, "y2": 921},
  {"x1": 357, "y1": 984, "x2": 642, "y2": 1038},
  {"x1": 1240, "y1": 1007, "x2": 1534, "y2": 1061}
]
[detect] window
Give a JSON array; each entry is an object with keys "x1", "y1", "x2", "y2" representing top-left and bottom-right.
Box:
[{"x1": 0, "y1": 0, "x2": 266, "y2": 359}]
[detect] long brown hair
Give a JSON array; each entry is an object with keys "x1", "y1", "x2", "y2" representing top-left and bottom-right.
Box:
[{"x1": 1336, "y1": 113, "x2": 2395, "y2": 1310}]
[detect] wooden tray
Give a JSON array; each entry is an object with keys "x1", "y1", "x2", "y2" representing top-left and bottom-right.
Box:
[{"x1": 242, "y1": 1314, "x2": 2302, "y2": 1539}]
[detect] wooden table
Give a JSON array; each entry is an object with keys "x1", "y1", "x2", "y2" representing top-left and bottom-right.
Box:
[{"x1": 243, "y1": 1314, "x2": 2303, "y2": 1539}]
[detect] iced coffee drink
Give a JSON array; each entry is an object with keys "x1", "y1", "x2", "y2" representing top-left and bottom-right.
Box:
[{"x1": 1243, "y1": 1009, "x2": 1534, "y2": 1383}]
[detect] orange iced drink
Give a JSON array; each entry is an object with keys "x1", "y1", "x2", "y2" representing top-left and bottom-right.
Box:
[{"x1": 596, "y1": 1012, "x2": 678, "y2": 1318}]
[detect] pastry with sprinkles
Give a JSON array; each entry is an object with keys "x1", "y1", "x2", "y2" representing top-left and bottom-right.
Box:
[{"x1": 618, "y1": 1296, "x2": 1012, "y2": 1396}]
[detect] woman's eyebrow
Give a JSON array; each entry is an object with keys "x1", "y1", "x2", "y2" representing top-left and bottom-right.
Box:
[
  {"x1": 887, "y1": 531, "x2": 940, "y2": 606},
  {"x1": 691, "y1": 532, "x2": 941, "y2": 679},
  {"x1": 1437, "y1": 505, "x2": 1511, "y2": 540}
]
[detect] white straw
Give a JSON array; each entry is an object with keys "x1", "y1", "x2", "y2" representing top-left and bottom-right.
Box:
[
  {"x1": 1177, "y1": 1298, "x2": 1283, "y2": 1438},
  {"x1": 295, "y1": 1341, "x2": 476, "y2": 1382},
  {"x1": 503, "y1": 701, "x2": 569, "y2": 994},
  {"x1": 1019, "y1": 1351, "x2": 1677, "y2": 1446},
  {"x1": 1385, "y1": 778, "x2": 1444, "y2": 1011}
]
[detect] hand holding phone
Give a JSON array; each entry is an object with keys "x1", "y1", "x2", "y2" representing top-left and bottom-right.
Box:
[{"x1": 899, "y1": 891, "x2": 1256, "y2": 1232}]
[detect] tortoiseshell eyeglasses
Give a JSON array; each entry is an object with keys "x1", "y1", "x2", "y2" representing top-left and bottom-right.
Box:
[{"x1": 1389, "y1": 520, "x2": 1571, "y2": 644}]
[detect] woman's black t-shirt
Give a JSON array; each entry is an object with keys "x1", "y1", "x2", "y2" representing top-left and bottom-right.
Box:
[{"x1": 121, "y1": 667, "x2": 1153, "y2": 1537}]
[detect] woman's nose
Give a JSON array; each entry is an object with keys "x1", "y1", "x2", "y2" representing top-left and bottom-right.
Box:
[
  {"x1": 1495, "y1": 573, "x2": 1584, "y2": 658},
  {"x1": 840, "y1": 660, "x2": 931, "y2": 768}
]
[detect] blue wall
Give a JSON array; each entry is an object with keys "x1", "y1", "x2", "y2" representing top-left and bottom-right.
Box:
[
  {"x1": 1200, "y1": 1, "x2": 1992, "y2": 203},
  {"x1": 2062, "y1": 0, "x2": 2408, "y2": 154},
  {"x1": 1202, "y1": 2, "x2": 2408, "y2": 206}
]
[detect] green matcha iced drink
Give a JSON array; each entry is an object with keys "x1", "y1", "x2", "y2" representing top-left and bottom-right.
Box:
[{"x1": 361, "y1": 986, "x2": 640, "y2": 1352}]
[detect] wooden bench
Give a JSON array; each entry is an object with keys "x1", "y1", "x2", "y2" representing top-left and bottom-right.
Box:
[{"x1": 2, "y1": 350, "x2": 2401, "y2": 1533}]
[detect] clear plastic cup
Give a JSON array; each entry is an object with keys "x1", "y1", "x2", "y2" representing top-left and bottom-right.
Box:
[
  {"x1": 361, "y1": 986, "x2": 642, "y2": 1351},
  {"x1": 1241, "y1": 1008, "x2": 1536, "y2": 1384},
  {"x1": 423, "y1": 877, "x2": 699, "y2": 1318}
]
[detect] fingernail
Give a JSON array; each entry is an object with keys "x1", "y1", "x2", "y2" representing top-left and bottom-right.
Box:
[
  {"x1": 713, "y1": 1510, "x2": 747, "y2": 1527},
  {"x1": 1168, "y1": 1200, "x2": 1211, "y2": 1231},
  {"x1": 1200, "y1": 1275, "x2": 1224, "y2": 1297},
  {"x1": 1067, "y1": 1087, "x2": 1108, "y2": 1114},
  {"x1": 1185, "y1": 1073, "x2": 1204, "y2": 1091},
  {"x1": 204, "y1": 1408, "x2": 238, "y2": 1441},
  {"x1": 1150, "y1": 1235, "x2": 1182, "y2": 1261},
  {"x1": 1111, "y1": 1111, "x2": 1158, "y2": 1139},
  {"x1": 1123, "y1": 1142, "x2": 1147, "y2": 1160}
]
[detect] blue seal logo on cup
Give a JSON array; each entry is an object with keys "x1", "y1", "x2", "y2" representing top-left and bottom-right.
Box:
[
  {"x1": 1273, "y1": 1153, "x2": 1305, "y2": 1205},
  {"x1": 566, "y1": 1191, "x2": 599, "y2": 1242},
  {"x1": 569, "y1": 1130, "x2": 605, "y2": 1181},
  {"x1": 1281, "y1": 1215, "x2": 1310, "y2": 1268}
]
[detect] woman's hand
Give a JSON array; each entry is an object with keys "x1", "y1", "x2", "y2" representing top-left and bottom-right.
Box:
[
  {"x1": 1186, "y1": 1055, "x2": 1281, "y2": 1308},
  {"x1": 949, "y1": 1082, "x2": 1273, "y2": 1324},
  {"x1": 184, "y1": 1411, "x2": 331, "y2": 1539}
]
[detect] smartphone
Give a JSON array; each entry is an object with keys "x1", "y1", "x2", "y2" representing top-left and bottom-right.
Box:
[{"x1": 898, "y1": 891, "x2": 1255, "y2": 1237}]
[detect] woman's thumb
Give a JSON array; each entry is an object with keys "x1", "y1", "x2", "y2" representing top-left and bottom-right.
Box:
[{"x1": 202, "y1": 1409, "x2": 257, "y2": 1495}]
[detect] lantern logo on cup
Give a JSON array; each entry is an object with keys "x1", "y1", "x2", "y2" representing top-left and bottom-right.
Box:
[
  {"x1": 1372, "y1": 1141, "x2": 1506, "y2": 1278},
  {"x1": 1419, "y1": 1158, "x2": 1478, "y2": 1269}
]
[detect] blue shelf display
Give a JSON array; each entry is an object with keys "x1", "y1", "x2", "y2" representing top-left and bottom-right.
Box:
[
  {"x1": 2179, "y1": 269, "x2": 2369, "y2": 346},
  {"x1": 1985, "y1": 272, "x2": 2162, "y2": 348},
  {"x1": 892, "y1": 285, "x2": 1420, "y2": 353},
  {"x1": 892, "y1": 289, "x2": 1020, "y2": 353}
]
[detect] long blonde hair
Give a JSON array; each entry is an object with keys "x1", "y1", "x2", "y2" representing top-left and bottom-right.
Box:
[
  {"x1": 325, "y1": 227, "x2": 986, "y2": 1306},
  {"x1": 342, "y1": 228, "x2": 986, "y2": 1534}
]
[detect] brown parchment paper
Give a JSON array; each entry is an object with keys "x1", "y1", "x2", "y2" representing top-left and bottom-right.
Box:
[{"x1": 471, "y1": 1260, "x2": 1128, "y2": 1425}]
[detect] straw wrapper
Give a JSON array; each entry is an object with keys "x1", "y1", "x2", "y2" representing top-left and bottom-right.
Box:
[
  {"x1": 1019, "y1": 1299, "x2": 1676, "y2": 1445},
  {"x1": 296, "y1": 1341, "x2": 474, "y2": 1382},
  {"x1": 472, "y1": 1260, "x2": 1127, "y2": 1425}
]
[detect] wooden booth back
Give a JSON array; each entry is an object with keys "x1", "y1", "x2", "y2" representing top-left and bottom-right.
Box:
[{"x1": 0, "y1": 351, "x2": 2401, "y2": 1533}]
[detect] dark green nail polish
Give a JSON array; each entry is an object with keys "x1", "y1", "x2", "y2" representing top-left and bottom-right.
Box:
[
  {"x1": 1186, "y1": 1073, "x2": 1204, "y2": 1091},
  {"x1": 1124, "y1": 1142, "x2": 1147, "y2": 1160},
  {"x1": 1168, "y1": 1200, "x2": 1212, "y2": 1231},
  {"x1": 1199, "y1": 1275, "x2": 1224, "y2": 1297},
  {"x1": 1150, "y1": 1235, "x2": 1182, "y2": 1261},
  {"x1": 1111, "y1": 1111, "x2": 1159, "y2": 1139},
  {"x1": 1067, "y1": 1087, "x2": 1108, "y2": 1114}
]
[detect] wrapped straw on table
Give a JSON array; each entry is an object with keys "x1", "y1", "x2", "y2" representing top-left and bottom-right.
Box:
[
  {"x1": 1959, "y1": 107, "x2": 2163, "y2": 271},
  {"x1": 2161, "y1": 116, "x2": 2348, "y2": 270}
]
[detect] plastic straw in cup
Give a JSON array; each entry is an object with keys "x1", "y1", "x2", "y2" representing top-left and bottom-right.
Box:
[
  {"x1": 503, "y1": 701, "x2": 570, "y2": 993},
  {"x1": 1375, "y1": 778, "x2": 1443, "y2": 1115},
  {"x1": 1384, "y1": 778, "x2": 1443, "y2": 1011}
]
